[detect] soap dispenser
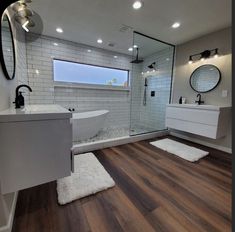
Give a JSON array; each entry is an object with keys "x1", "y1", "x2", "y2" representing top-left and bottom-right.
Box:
[
  {"x1": 17, "y1": 92, "x2": 25, "y2": 108},
  {"x1": 179, "y1": 96, "x2": 182, "y2": 104}
]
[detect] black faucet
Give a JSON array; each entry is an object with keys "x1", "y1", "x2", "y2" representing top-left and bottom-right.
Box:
[
  {"x1": 14, "y1": 85, "x2": 32, "y2": 109},
  {"x1": 195, "y1": 93, "x2": 204, "y2": 105}
]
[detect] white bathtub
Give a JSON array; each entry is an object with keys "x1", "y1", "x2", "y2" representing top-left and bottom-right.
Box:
[{"x1": 72, "y1": 110, "x2": 109, "y2": 141}]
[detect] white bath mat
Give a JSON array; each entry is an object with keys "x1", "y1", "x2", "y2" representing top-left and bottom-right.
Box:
[
  {"x1": 150, "y1": 138, "x2": 209, "y2": 162},
  {"x1": 57, "y1": 152, "x2": 115, "y2": 205}
]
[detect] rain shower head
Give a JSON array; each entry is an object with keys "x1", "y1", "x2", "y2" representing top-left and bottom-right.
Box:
[{"x1": 130, "y1": 47, "x2": 144, "y2": 64}]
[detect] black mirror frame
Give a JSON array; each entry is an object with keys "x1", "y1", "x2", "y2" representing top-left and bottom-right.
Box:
[
  {"x1": 189, "y1": 64, "x2": 221, "y2": 93},
  {"x1": 0, "y1": 0, "x2": 17, "y2": 80},
  {"x1": 0, "y1": 13, "x2": 16, "y2": 80}
]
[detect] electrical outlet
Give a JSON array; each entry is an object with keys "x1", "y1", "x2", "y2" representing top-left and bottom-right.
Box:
[{"x1": 222, "y1": 90, "x2": 228, "y2": 98}]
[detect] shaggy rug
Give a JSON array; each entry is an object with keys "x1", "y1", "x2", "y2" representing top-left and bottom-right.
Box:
[
  {"x1": 57, "y1": 152, "x2": 115, "y2": 205},
  {"x1": 150, "y1": 138, "x2": 209, "y2": 162}
]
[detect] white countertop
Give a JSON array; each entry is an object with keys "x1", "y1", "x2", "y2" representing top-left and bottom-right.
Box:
[
  {"x1": 0, "y1": 104, "x2": 72, "y2": 122},
  {"x1": 167, "y1": 103, "x2": 231, "y2": 111}
]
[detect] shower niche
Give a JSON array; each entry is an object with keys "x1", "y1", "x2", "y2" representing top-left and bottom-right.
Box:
[{"x1": 130, "y1": 32, "x2": 175, "y2": 135}]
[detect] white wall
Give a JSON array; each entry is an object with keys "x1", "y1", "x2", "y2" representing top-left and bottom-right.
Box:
[
  {"x1": 25, "y1": 34, "x2": 132, "y2": 128},
  {"x1": 0, "y1": 8, "x2": 27, "y2": 232},
  {"x1": 172, "y1": 27, "x2": 232, "y2": 152}
]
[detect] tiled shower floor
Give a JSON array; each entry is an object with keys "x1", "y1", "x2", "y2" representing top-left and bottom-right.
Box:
[
  {"x1": 73, "y1": 127, "x2": 129, "y2": 145},
  {"x1": 73, "y1": 125, "x2": 155, "y2": 145}
]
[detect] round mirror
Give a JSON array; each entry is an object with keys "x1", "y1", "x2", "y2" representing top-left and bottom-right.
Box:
[
  {"x1": 0, "y1": 13, "x2": 16, "y2": 80},
  {"x1": 189, "y1": 64, "x2": 221, "y2": 93}
]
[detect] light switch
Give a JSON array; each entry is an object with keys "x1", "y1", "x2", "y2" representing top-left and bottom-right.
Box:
[{"x1": 222, "y1": 90, "x2": 228, "y2": 98}]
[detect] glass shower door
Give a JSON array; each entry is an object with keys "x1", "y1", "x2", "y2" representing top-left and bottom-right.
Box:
[{"x1": 130, "y1": 32, "x2": 175, "y2": 136}]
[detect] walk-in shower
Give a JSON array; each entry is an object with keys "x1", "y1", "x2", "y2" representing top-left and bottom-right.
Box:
[
  {"x1": 71, "y1": 31, "x2": 175, "y2": 145},
  {"x1": 130, "y1": 32, "x2": 175, "y2": 135}
]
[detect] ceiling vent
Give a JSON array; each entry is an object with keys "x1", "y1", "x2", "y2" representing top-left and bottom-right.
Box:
[{"x1": 119, "y1": 24, "x2": 133, "y2": 33}]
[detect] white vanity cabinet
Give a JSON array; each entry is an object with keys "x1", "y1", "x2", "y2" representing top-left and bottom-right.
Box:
[
  {"x1": 0, "y1": 105, "x2": 72, "y2": 194},
  {"x1": 166, "y1": 104, "x2": 231, "y2": 139}
]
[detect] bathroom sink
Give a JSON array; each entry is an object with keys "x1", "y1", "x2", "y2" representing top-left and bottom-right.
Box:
[
  {"x1": 0, "y1": 104, "x2": 71, "y2": 122},
  {"x1": 167, "y1": 103, "x2": 230, "y2": 111}
]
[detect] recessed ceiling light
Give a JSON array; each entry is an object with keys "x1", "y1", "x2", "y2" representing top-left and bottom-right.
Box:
[
  {"x1": 97, "y1": 39, "x2": 103, "y2": 44},
  {"x1": 53, "y1": 43, "x2": 58, "y2": 46},
  {"x1": 133, "y1": 1, "x2": 143, "y2": 10},
  {"x1": 114, "y1": 56, "x2": 118, "y2": 59},
  {"x1": 171, "y1": 22, "x2": 180, "y2": 28},
  {"x1": 35, "y1": 69, "x2": 39, "y2": 74},
  {"x1": 56, "y1": 27, "x2": 63, "y2": 33},
  {"x1": 87, "y1": 49, "x2": 92, "y2": 52},
  {"x1": 133, "y1": 45, "x2": 138, "y2": 48},
  {"x1": 128, "y1": 47, "x2": 133, "y2": 51},
  {"x1": 166, "y1": 58, "x2": 170, "y2": 61}
]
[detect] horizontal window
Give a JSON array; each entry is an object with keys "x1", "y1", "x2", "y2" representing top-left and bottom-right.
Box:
[{"x1": 53, "y1": 59, "x2": 129, "y2": 87}]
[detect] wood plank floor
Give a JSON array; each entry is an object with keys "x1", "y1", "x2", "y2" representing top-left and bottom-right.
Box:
[{"x1": 12, "y1": 136, "x2": 232, "y2": 232}]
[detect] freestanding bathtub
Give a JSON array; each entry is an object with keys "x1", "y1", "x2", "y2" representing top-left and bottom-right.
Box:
[{"x1": 72, "y1": 110, "x2": 109, "y2": 141}]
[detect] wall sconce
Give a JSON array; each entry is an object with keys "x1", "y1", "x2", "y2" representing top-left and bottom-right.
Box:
[{"x1": 188, "y1": 48, "x2": 219, "y2": 64}]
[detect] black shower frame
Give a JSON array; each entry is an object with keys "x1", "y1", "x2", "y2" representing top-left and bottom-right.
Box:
[{"x1": 130, "y1": 31, "x2": 176, "y2": 136}]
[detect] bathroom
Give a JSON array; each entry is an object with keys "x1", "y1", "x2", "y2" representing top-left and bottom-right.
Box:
[{"x1": 0, "y1": 0, "x2": 232, "y2": 231}]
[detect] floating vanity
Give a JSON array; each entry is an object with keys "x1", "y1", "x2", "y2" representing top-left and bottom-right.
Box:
[
  {"x1": 166, "y1": 104, "x2": 231, "y2": 139},
  {"x1": 0, "y1": 105, "x2": 72, "y2": 194}
]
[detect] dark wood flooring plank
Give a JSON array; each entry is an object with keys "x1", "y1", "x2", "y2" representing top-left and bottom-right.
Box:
[
  {"x1": 98, "y1": 186, "x2": 156, "y2": 232},
  {"x1": 95, "y1": 149, "x2": 159, "y2": 215},
  {"x1": 82, "y1": 192, "x2": 124, "y2": 232},
  {"x1": 146, "y1": 206, "x2": 190, "y2": 232}
]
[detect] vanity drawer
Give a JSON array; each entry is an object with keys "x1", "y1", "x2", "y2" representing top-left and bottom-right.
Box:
[
  {"x1": 166, "y1": 107, "x2": 219, "y2": 126},
  {"x1": 165, "y1": 104, "x2": 231, "y2": 139},
  {"x1": 0, "y1": 118, "x2": 72, "y2": 194}
]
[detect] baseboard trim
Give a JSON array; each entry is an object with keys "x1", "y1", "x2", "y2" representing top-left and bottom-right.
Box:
[
  {"x1": 73, "y1": 130, "x2": 169, "y2": 154},
  {"x1": 0, "y1": 192, "x2": 18, "y2": 232},
  {"x1": 170, "y1": 132, "x2": 232, "y2": 154}
]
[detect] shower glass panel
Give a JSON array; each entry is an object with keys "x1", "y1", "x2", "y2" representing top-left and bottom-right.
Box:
[{"x1": 130, "y1": 32, "x2": 175, "y2": 136}]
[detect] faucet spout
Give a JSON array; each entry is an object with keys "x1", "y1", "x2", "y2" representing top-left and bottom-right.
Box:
[
  {"x1": 14, "y1": 84, "x2": 32, "y2": 109},
  {"x1": 15, "y1": 84, "x2": 32, "y2": 97},
  {"x1": 195, "y1": 93, "x2": 204, "y2": 105}
]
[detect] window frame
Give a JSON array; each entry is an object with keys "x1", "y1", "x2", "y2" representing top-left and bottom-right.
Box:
[{"x1": 53, "y1": 58, "x2": 130, "y2": 89}]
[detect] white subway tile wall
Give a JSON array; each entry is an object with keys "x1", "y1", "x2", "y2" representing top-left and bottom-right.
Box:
[
  {"x1": 25, "y1": 33, "x2": 132, "y2": 128},
  {"x1": 25, "y1": 33, "x2": 174, "y2": 136}
]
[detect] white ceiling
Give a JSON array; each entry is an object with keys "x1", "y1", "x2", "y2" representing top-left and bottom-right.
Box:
[{"x1": 28, "y1": 0, "x2": 231, "y2": 55}]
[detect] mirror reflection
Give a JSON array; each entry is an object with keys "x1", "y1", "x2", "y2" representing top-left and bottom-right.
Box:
[
  {"x1": 190, "y1": 65, "x2": 221, "y2": 93},
  {"x1": 1, "y1": 13, "x2": 15, "y2": 80}
]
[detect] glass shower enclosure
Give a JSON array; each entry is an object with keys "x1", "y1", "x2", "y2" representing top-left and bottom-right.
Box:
[{"x1": 130, "y1": 32, "x2": 175, "y2": 135}]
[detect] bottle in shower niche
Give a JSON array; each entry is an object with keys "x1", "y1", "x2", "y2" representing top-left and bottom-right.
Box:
[{"x1": 179, "y1": 96, "x2": 182, "y2": 104}]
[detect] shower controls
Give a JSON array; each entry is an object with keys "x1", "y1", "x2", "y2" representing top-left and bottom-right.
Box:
[{"x1": 151, "y1": 91, "x2": 155, "y2": 97}]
